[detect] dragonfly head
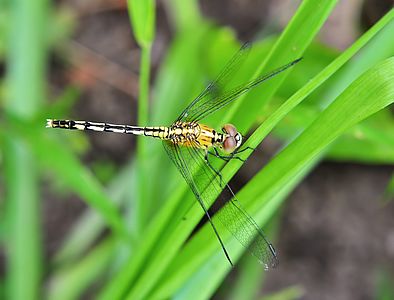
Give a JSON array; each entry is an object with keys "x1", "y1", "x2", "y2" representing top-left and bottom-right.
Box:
[{"x1": 222, "y1": 124, "x2": 242, "y2": 153}]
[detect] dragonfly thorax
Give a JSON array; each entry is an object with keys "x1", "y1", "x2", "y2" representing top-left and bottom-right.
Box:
[{"x1": 168, "y1": 121, "x2": 201, "y2": 144}]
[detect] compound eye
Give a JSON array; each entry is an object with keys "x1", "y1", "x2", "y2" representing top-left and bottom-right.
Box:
[
  {"x1": 223, "y1": 136, "x2": 237, "y2": 153},
  {"x1": 222, "y1": 124, "x2": 237, "y2": 136}
]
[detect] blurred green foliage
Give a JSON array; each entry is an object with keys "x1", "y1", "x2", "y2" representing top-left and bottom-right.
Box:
[
  {"x1": 1, "y1": 0, "x2": 393, "y2": 299},
  {"x1": 376, "y1": 270, "x2": 394, "y2": 300}
]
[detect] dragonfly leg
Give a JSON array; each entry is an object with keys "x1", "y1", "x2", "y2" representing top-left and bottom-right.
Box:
[
  {"x1": 234, "y1": 146, "x2": 255, "y2": 155},
  {"x1": 194, "y1": 187, "x2": 234, "y2": 267},
  {"x1": 228, "y1": 145, "x2": 256, "y2": 161},
  {"x1": 210, "y1": 147, "x2": 246, "y2": 163},
  {"x1": 205, "y1": 150, "x2": 224, "y2": 186}
]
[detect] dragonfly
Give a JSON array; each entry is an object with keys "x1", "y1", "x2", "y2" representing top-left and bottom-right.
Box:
[{"x1": 47, "y1": 43, "x2": 301, "y2": 269}]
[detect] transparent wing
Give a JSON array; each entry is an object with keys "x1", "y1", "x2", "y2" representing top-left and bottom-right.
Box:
[
  {"x1": 176, "y1": 43, "x2": 251, "y2": 122},
  {"x1": 163, "y1": 140, "x2": 278, "y2": 269},
  {"x1": 176, "y1": 42, "x2": 301, "y2": 123}
]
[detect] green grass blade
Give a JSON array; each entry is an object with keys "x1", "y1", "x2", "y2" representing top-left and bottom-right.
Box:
[
  {"x1": 273, "y1": 104, "x2": 394, "y2": 164},
  {"x1": 260, "y1": 286, "x2": 304, "y2": 300},
  {"x1": 164, "y1": 0, "x2": 202, "y2": 31},
  {"x1": 322, "y1": 15, "x2": 394, "y2": 106},
  {"x1": 3, "y1": 0, "x2": 49, "y2": 298},
  {"x1": 128, "y1": 0, "x2": 155, "y2": 48},
  {"x1": 376, "y1": 269, "x2": 394, "y2": 300},
  {"x1": 47, "y1": 238, "x2": 116, "y2": 300},
  {"x1": 327, "y1": 121, "x2": 394, "y2": 163},
  {"x1": 53, "y1": 160, "x2": 136, "y2": 265},
  {"x1": 27, "y1": 131, "x2": 127, "y2": 239},
  {"x1": 128, "y1": 0, "x2": 154, "y2": 126},
  {"x1": 227, "y1": 248, "x2": 267, "y2": 300},
  {"x1": 128, "y1": 0, "x2": 155, "y2": 231},
  {"x1": 42, "y1": 141, "x2": 127, "y2": 239},
  {"x1": 134, "y1": 44, "x2": 151, "y2": 231},
  {"x1": 226, "y1": 0, "x2": 339, "y2": 132},
  {"x1": 3, "y1": 138, "x2": 42, "y2": 300}
]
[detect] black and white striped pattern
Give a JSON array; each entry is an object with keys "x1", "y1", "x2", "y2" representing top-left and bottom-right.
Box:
[{"x1": 46, "y1": 119, "x2": 169, "y2": 139}]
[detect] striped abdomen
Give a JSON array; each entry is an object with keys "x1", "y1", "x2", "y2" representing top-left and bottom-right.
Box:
[{"x1": 47, "y1": 119, "x2": 170, "y2": 139}]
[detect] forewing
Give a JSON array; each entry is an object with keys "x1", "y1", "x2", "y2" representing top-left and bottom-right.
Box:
[
  {"x1": 186, "y1": 58, "x2": 302, "y2": 122},
  {"x1": 176, "y1": 42, "x2": 301, "y2": 123},
  {"x1": 176, "y1": 43, "x2": 251, "y2": 122},
  {"x1": 163, "y1": 140, "x2": 278, "y2": 268}
]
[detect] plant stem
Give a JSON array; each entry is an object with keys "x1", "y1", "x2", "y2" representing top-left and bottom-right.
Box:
[{"x1": 135, "y1": 44, "x2": 152, "y2": 231}]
